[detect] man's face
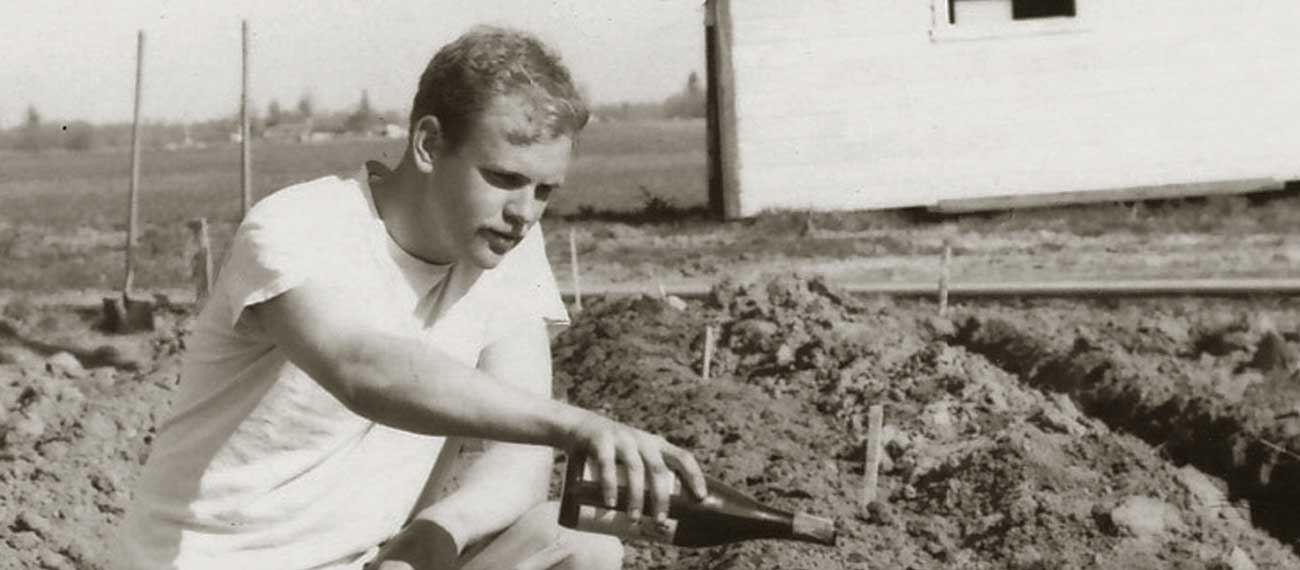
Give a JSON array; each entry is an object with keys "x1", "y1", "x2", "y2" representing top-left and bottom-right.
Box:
[{"x1": 418, "y1": 95, "x2": 573, "y2": 269}]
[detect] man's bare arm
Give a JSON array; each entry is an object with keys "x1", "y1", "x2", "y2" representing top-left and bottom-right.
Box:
[
  {"x1": 412, "y1": 318, "x2": 556, "y2": 551},
  {"x1": 252, "y1": 283, "x2": 576, "y2": 445},
  {"x1": 252, "y1": 281, "x2": 707, "y2": 523}
]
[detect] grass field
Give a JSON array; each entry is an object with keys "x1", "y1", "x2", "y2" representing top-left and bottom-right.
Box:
[
  {"x1": 0, "y1": 118, "x2": 708, "y2": 230},
  {"x1": 5, "y1": 115, "x2": 1300, "y2": 292},
  {"x1": 0, "y1": 119, "x2": 707, "y2": 290}
]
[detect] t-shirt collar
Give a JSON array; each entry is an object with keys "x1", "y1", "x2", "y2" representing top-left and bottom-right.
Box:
[{"x1": 356, "y1": 166, "x2": 452, "y2": 284}]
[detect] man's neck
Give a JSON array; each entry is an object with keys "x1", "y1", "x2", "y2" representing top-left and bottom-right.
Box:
[{"x1": 369, "y1": 159, "x2": 452, "y2": 265}]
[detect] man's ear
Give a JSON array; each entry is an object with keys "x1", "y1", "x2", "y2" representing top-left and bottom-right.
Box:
[{"x1": 410, "y1": 115, "x2": 443, "y2": 174}]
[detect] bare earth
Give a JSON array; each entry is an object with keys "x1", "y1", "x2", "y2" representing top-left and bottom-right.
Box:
[{"x1": 3, "y1": 194, "x2": 1300, "y2": 569}]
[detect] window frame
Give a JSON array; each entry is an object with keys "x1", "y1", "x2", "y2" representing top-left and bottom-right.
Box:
[{"x1": 930, "y1": 0, "x2": 1089, "y2": 43}]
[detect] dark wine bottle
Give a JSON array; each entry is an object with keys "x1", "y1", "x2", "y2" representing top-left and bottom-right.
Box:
[{"x1": 557, "y1": 452, "x2": 837, "y2": 548}]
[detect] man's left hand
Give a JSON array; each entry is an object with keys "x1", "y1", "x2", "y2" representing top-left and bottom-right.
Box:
[{"x1": 365, "y1": 519, "x2": 459, "y2": 570}]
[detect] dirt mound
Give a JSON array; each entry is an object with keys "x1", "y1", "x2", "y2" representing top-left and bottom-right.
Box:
[
  {"x1": 3, "y1": 282, "x2": 1299, "y2": 569},
  {"x1": 552, "y1": 276, "x2": 1300, "y2": 569},
  {"x1": 0, "y1": 309, "x2": 183, "y2": 570}
]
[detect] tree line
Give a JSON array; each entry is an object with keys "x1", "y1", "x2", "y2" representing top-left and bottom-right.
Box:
[
  {"x1": 2, "y1": 72, "x2": 706, "y2": 154},
  {"x1": 1, "y1": 89, "x2": 398, "y2": 154},
  {"x1": 592, "y1": 72, "x2": 706, "y2": 122}
]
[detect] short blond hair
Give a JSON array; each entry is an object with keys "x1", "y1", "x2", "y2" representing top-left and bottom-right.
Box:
[{"x1": 410, "y1": 26, "x2": 589, "y2": 148}]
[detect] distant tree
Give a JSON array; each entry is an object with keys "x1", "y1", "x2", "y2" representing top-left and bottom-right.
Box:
[
  {"x1": 344, "y1": 90, "x2": 379, "y2": 134},
  {"x1": 591, "y1": 100, "x2": 664, "y2": 122},
  {"x1": 19, "y1": 105, "x2": 43, "y2": 153},
  {"x1": 297, "y1": 92, "x2": 315, "y2": 119},
  {"x1": 250, "y1": 107, "x2": 265, "y2": 138},
  {"x1": 267, "y1": 99, "x2": 284, "y2": 126},
  {"x1": 359, "y1": 90, "x2": 373, "y2": 116},
  {"x1": 686, "y1": 71, "x2": 701, "y2": 97},
  {"x1": 663, "y1": 72, "x2": 706, "y2": 119}
]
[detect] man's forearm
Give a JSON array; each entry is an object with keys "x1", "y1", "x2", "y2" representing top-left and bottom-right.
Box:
[
  {"x1": 414, "y1": 442, "x2": 552, "y2": 551},
  {"x1": 326, "y1": 330, "x2": 580, "y2": 447}
]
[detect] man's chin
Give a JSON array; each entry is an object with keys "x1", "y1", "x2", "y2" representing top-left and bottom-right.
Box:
[{"x1": 469, "y1": 246, "x2": 506, "y2": 270}]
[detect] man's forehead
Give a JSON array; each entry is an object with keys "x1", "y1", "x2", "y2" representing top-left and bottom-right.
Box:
[
  {"x1": 464, "y1": 104, "x2": 573, "y2": 181},
  {"x1": 474, "y1": 94, "x2": 565, "y2": 146}
]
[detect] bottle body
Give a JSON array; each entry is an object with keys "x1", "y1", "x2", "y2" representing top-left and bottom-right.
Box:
[{"x1": 557, "y1": 452, "x2": 836, "y2": 548}]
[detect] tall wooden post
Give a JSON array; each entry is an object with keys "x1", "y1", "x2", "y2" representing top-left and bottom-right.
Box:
[
  {"x1": 104, "y1": 30, "x2": 157, "y2": 333},
  {"x1": 704, "y1": 6, "x2": 723, "y2": 220},
  {"x1": 122, "y1": 30, "x2": 145, "y2": 296},
  {"x1": 241, "y1": 19, "x2": 253, "y2": 217}
]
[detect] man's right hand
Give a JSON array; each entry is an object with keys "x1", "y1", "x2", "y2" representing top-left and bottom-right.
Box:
[{"x1": 561, "y1": 411, "x2": 708, "y2": 525}]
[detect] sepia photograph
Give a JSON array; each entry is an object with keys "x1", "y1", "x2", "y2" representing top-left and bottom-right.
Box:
[{"x1": 2, "y1": 1, "x2": 1300, "y2": 568}]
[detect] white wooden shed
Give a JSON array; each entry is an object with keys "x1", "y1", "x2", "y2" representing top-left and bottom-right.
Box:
[{"x1": 703, "y1": 0, "x2": 1300, "y2": 218}]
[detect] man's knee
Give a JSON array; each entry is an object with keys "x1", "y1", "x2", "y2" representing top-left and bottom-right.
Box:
[
  {"x1": 559, "y1": 531, "x2": 623, "y2": 570},
  {"x1": 513, "y1": 502, "x2": 622, "y2": 570}
]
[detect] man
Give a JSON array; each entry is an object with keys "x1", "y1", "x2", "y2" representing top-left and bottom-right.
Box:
[{"x1": 113, "y1": 26, "x2": 706, "y2": 570}]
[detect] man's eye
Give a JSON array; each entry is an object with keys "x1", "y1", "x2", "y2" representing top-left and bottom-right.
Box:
[
  {"x1": 536, "y1": 185, "x2": 558, "y2": 201},
  {"x1": 483, "y1": 170, "x2": 526, "y2": 188}
]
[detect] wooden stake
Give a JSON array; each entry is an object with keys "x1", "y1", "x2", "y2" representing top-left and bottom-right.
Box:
[
  {"x1": 240, "y1": 19, "x2": 252, "y2": 218},
  {"x1": 862, "y1": 404, "x2": 884, "y2": 506},
  {"x1": 938, "y1": 237, "x2": 952, "y2": 316},
  {"x1": 188, "y1": 218, "x2": 213, "y2": 304},
  {"x1": 657, "y1": 280, "x2": 667, "y2": 299},
  {"x1": 702, "y1": 325, "x2": 716, "y2": 381},
  {"x1": 122, "y1": 30, "x2": 145, "y2": 297},
  {"x1": 569, "y1": 227, "x2": 582, "y2": 312},
  {"x1": 106, "y1": 31, "x2": 158, "y2": 335}
]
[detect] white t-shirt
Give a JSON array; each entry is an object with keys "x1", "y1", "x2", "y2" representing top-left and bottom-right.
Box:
[{"x1": 112, "y1": 168, "x2": 569, "y2": 570}]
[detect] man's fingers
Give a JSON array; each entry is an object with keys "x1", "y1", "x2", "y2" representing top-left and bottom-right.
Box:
[
  {"x1": 664, "y1": 446, "x2": 708, "y2": 500},
  {"x1": 511, "y1": 540, "x2": 572, "y2": 570},
  {"x1": 621, "y1": 441, "x2": 646, "y2": 520},
  {"x1": 595, "y1": 442, "x2": 618, "y2": 508},
  {"x1": 642, "y1": 448, "x2": 674, "y2": 521}
]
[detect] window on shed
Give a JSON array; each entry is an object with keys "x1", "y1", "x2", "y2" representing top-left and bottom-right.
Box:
[
  {"x1": 948, "y1": 0, "x2": 1076, "y2": 24},
  {"x1": 1012, "y1": 0, "x2": 1075, "y2": 20}
]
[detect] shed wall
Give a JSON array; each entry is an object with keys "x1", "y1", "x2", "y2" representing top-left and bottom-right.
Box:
[{"x1": 720, "y1": 0, "x2": 1300, "y2": 215}]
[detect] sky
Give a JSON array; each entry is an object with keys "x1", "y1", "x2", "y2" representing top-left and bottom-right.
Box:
[{"x1": 0, "y1": 0, "x2": 707, "y2": 126}]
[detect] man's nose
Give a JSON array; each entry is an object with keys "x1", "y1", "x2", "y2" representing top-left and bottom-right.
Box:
[{"x1": 503, "y1": 188, "x2": 538, "y2": 227}]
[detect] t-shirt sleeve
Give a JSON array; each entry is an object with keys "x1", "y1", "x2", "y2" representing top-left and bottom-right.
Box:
[
  {"x1": 483, "y1": 224, "x2": 571, "y2": 343},
  {"x1": 214, "y1": 196, "x2": 328, "y2": 329}
]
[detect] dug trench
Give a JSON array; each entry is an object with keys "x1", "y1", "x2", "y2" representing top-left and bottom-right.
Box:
[
  {"x1": 952, "y1": 303, "x2": 1300, "y2": 550},
  {"x1": 552, "y1": 276, "x2": 1300, "y2": 569}
]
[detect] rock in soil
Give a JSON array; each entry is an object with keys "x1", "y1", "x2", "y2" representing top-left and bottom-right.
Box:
[
  {"x1": 45, "y1": 352, "x2": 86, "y2": 379},
  {"x1": 1105, "y1": 496, "x2": 1182, "y2": 540}
]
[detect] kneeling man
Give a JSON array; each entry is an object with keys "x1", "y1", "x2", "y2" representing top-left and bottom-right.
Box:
[{"x1": 113, "y1": 25, "x2": 705, "y2": 570}]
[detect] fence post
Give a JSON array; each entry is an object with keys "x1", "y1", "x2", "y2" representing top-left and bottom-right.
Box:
[{"x1": 240, "y1": 19, "x2": 253, "y2": 217}]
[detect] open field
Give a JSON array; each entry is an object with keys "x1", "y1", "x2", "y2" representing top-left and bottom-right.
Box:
[
  {"x1": 5, "y1": 115, "x2": 1300, "y2": 294},
  {"x1": 0, "y1": 119, "x2": 707, "y2": 290},
  {"x1": 0, "y1": 119, "x2": 707, "y2": 227}
]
